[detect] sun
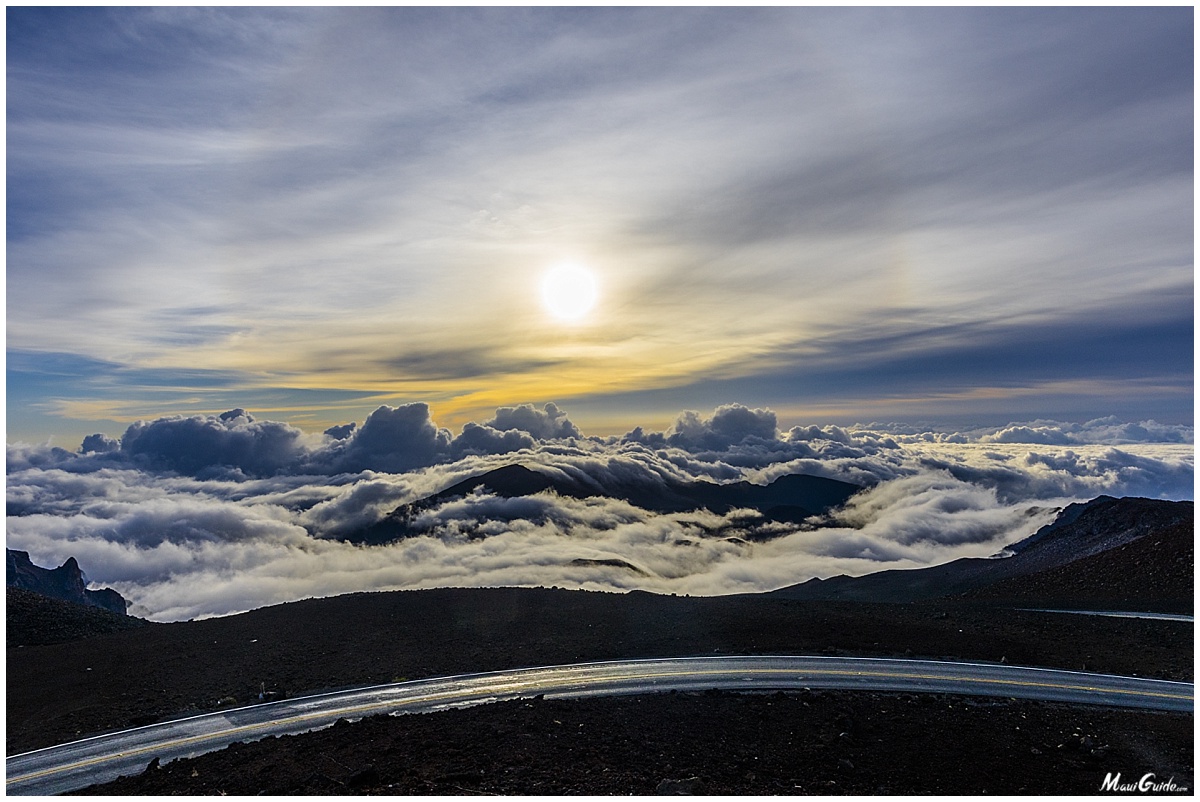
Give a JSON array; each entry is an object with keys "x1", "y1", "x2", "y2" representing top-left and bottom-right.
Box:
[{"x1": 540, "y1": 263, "x2": 598, "y2": 323}]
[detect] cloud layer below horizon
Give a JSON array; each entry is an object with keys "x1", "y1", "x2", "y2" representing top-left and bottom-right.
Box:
[{"x1": 7, "y1": 403, "x2": 1192, "y2": 621}]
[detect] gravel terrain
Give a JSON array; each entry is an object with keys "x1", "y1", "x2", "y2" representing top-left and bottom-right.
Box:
[
  {"x1": 78, "y1": 689, "x2": 1192, "y2": 796},
  {"x1": 9, "y1": 588, "x2": 1193, "y2": 753},
  {"x1": 8, "y1": 585, "x2": 1194, "y2": 795}
]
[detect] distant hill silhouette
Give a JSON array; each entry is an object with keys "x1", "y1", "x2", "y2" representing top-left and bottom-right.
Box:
[
  {"x1": 772, "y1": 496, "x2": 1193, "y2": 613},
  {"x1": 344, "y1": 464, "x2": 862, "y2": 546},
  {"x1": 6, "y1": 549, "x2": 129, "y2": 616}
]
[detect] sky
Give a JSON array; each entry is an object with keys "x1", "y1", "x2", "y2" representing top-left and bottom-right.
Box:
[
  {"x1": 5, "y1": 8, "x2": 1195, "y2": 619},
  {"x1": 6, "y1": 7, "x2": 1193, "y2": 445}
]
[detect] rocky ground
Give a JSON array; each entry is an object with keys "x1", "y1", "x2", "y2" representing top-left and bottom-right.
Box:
[
  {"x1": 78, "y1": 690, "x2": 1193, "y2": 796},
  {"x1": 6, "y1": 587, "x2": 148, "y2": 646},
  {"x1": 8, "y1": 586, "x2": 1195, "y2": 795},
  {"x1": 961, "y1": 519, "x2": 1194, "y2": 612}
]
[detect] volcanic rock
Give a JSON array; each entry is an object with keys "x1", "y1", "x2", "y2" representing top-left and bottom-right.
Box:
[
  {"x1": 6, "y1": 549, "x2": 129, "y2": 615},
  {"x1": 771, "y1": 496, "x2": 1192, "y2": 612}
]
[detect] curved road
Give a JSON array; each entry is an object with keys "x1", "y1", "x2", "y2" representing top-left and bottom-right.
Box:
[
  {"x1": 1019, "y1": 608, "x2": 1194, "y2": 623},
  {"x1": 7, "y1": 655, "x2": 1193, "y2": 795}
]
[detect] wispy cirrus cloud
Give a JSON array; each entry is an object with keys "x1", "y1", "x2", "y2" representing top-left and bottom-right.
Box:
[{"x1": 6, "y1": 8, "x2": 1192, "y2": 441}]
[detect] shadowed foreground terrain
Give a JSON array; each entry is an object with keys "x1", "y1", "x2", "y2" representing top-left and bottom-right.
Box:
[
  {"x1": 6, "y1": 587, "x2": 147, "y2": 646},
  {"x1": 77, "y1": 690, "x2": 1192, "y2": 796},
  {"x1": 8, "y1": 496, "x2": 1194, "y2": 795},
  {"x1": 8, "y1": 587, "x2": 1194, "y2": 795},
  {"x1": 8, "y1": 587, "x2": 1194, "y2": 753}
]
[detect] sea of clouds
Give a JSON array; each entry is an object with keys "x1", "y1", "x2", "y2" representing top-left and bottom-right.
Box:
[{"x1": 6, "y1": 403, "x2": 1193, "y2": 621}]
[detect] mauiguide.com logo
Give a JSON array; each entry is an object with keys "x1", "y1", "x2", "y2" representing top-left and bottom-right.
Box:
[{"x1": 1100, "y1": 772, "x2": 1188, "y2": 793}]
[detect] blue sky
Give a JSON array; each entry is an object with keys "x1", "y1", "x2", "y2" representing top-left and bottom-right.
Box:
[{"x1": 7, "y1": 7, "x2": 1193, "y2": 445}]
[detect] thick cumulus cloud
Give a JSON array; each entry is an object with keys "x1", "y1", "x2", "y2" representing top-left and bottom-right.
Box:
[
  {"x1": 666, "y1": 404, "x2": 779, "y2": 449},
  {"x1": 25, "y1": 403, "x2": 1191, "y2": 482},
  {"x1": 621, "y1": 404, "x2": 779, "y2": 453},
  {"x1": 79, "y1": 433, "x2": 120, "y2": 454},
  {"x1": 119, "y1": 409, "x2": 312, "y2": 477},
  {"x1": 449, "y1": 422, "x2": 536, "y2": 458},
  {"x1": 626, "y1": 404, "x2": 809, "y2": 469},
  {"x1": 6, "y1": 402, "x2": 1193, "y2": 620},
  {"x1": 324, "y1": 403, "x2": 454, "y2": 473},
  {"x1": 323, "y1": 421, "x2": 357, "y2": 440},
  {"x1": 485, "y1": 402, "x2": 581, "y2": 440},
  {"x1": 319, "y1": 402, "x2": 584, "y2": 470},
  {"x1": 430, "y1": 403, "x2": 580, "y2": 461},
  {"x1": 105, "y1": 402, "x2": 586, "y2": 476}
]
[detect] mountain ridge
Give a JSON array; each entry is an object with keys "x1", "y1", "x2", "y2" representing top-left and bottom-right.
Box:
[
  {"x1": 345, "y1": 463, "x2": 863, "y2": 546},
  {"x1": 771, "y1": 496, "x2": 1193, "y2": 612},
  {"x1": 6, "y1": 549, "x2": 129, "y2": 616}
]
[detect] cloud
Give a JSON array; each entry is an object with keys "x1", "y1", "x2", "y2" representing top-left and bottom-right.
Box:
[
  {"x1": 18, "y1": 403, "x2": 1194, "y2": 491},
  {"x1": 325, "y1": 404, "x2": 453, "y2": 474},
  {"x1": 5, "y1": 9, "x2": 1191, "y2": 619},
  {"x1": 7, "y1": 10, "x2": 1190, "y2": 444},
  {"x1": 449, "y1": 422, "x2": 536, "y2": 458},
  {"x1": 786, "y1": 424, "x2": 854, "y2": 445},
  {"x1": 39, "y1": 402, "x2": 586, "y2": 479},
  {"x1": 119, "y1": 409, "x2": 311, "y2": 477},
  {"x1": 666, "y1": 403, "x2": 778, "y2": 449},
  {"x1": 296, "y1": 475, "x2": 421, "y2": 537},
  {"x1": 79, "y1": 433, "x2": 120, "y2": 454},
  {"x1": 827, "y1": 472, "x2": 1043, "y2": 548},
  {"x1": 5, "y1": 401, "x2": 1192, "y2": 621},
  {"x1": 4, "y1": 462, "x2": 1058, "y2": 620},
  {"x1": 321, "y1": 402, "x2": 581, "y2": 473},
  {"x1": 977, "y1": 417, "x2": 1193, "y2": 445},
  {"x1": 6, "y1": 443, "x2": 81, "y2": 473},
  {"x1": 485, "y1": 402, "x2": 581, "y2": 440},
  {"x1": 323, "y1": 421, "x2": 356, "y2": 440},
  {"x1": 624, "y1": 404, "x2": 801, "y2": 470},
  {"x1": 976, "y1": 426, "x2": 1072, "y2": 446}
]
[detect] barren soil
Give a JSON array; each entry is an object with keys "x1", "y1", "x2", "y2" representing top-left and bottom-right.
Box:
[
  {"x1": 8, "y1": 587, "x2": 1194, "y2": 794},
  {"x1": 79, "y1": 690, "x2": 1192, "y2": 796}
]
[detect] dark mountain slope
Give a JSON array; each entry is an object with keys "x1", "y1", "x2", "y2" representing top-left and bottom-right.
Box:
[
  {"x1": 1004, "y1": 495, "x2": 1187, "y2": 567},
  {"x1": 6, "y1": 587, "x2": 150, "y2": 647},
  {"x1": 346, "y1": 464, "x2": 861, "y2": 546},
  {"x1": 959, "y1": 520, "x2": 1193, "y2": 613},
  {"x1": 772, "y1": 496, "x2": 1193, "y2": 612}
]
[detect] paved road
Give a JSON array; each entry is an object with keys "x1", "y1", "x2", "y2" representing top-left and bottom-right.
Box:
[
  {"x1": 1019, "y1": 608, "x2": 1194, "y2": 623},
  {"x1": 7, "y1": 655, "x2": 1193, "y2": 795}
]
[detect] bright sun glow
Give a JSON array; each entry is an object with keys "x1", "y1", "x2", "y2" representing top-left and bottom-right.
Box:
[{"x1": 541, "y1": 263, "x2": 598, "y2": 323}]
